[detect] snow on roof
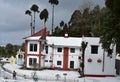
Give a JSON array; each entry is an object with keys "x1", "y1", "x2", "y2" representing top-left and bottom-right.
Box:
[
  {"x1": 25, "y1": 36, "x2": 100, "y2": 47},
  {"x1": 46, "y1": 36, "x2": 82, "y2": 47},
  {"x1": 83, "y1": 37, "x2": 100, "y2": 44},
  {"x1": 25, "y1": 36, "x2": 41, "y2": 40}
]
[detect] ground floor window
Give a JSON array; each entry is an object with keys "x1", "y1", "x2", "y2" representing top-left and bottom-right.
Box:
[
  {"x1": 49, "y1": 60, "x2": 53, "y2": 62},
  {"x1": 29, "y1": 58, "x2": 37, "y2": 66},
  {"x1": 57, "y1": 61, "x2": 62, "y2": 65},
  {"x1": 45, "y1": 60, "x2": 48, "y2": 62}
]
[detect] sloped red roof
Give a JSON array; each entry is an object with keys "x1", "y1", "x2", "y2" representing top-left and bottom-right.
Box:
[
  {"x1": 31, "y1": 27, "x2": 46, "y2": 37},
  {"x1": 24, "y1": 27, "x2": 50, "y2": 39}
]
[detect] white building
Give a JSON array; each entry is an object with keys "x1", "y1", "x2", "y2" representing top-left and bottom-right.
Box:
[
  {"x1": 24, "y1": 28, "x2": 116, "y2": 77},
  {"x1": 84, "y1": 37, "x2": 116, "y2": 77}
]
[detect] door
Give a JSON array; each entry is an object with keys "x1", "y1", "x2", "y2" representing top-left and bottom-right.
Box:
[{"x1": 70, "y1": 61, "x2": 74, "y2": 68}]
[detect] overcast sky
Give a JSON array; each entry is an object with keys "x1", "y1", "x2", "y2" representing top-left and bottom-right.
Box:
[{"x1": 0, "y1": 0, "x2": 105, "y2": 45}]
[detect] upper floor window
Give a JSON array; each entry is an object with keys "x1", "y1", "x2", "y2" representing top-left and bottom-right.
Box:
[
  {"x1": 30, "y1": 43, "x2": 37, "y2": 52},
  {"x1": 70, "y1": 48, "x2": 75, "y2": 53},
  {"x1": 91, "y1": 45, "x2": 98, "y2": 54},
  {"x1": 57, "y1": 48, "x2": 62, "y2": 52},
  {"x1": 45, "y1": 46, "x2": 48, "y2": 54}
]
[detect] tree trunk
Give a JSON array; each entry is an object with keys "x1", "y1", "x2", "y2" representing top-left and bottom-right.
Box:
[{"x1": 52, "y1": 5, "x2": 54, "y2": 35}]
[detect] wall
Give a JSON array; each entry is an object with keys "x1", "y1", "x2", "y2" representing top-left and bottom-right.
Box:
[
  {"x1": 44, "y1": 46, "x2": 81, "y2": 70},
  {"x1": 84, "y1": 37, "x2": 116, "y2": 76}
]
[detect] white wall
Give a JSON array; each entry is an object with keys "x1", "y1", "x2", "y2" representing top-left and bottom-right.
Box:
[
  {"x1": 44, "y1": 46, "x2": 54, "y2": 68},
  {"x1": 44, "y1": 46, "x2": 81, "y2": 69},
  {"x1": 84, "y1": 37, "x2": 116, "y2": 75}
]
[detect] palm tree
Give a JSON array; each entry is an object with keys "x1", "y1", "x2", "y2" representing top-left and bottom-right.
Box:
[
  {"x1": 39, "y1": 9, "x2": 49, "y2": 27},
  {"x1": 49, "y1": 0, "x2": 59, "y2": 34},
  {"x1": 30, "y1": 4, "x2": 39, "y2": 34},
  {"x1": 25, "y1": 10, "x2": 33, "y2": 35}
]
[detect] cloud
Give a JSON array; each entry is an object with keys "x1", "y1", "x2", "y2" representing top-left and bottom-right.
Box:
[{"x1": 0, "y1": 0, "x2": 105, "y2": 45}]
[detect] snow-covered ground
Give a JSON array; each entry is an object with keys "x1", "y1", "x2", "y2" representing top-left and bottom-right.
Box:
[{"x1": 0, "y1": 63, "x2": 120, "y2": 82}]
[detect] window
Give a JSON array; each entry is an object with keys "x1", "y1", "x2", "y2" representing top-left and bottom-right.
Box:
[
  {"x1": 57, "y1": 61, "x2": 61, "y2": 65},
  {"x1": 29, "y1": 43, "x2": 37, "y2": 52},
  {"x1": 49, "y1": 60, "x2": 53, "y2": 62},
  {"x1": 91, "y1": 45, "x2": 98, "y2": 54},
  {"x1": 70, "y1": 61, "x2": 74, "y2": 68},
  {"x1": 45, "y1": 60, "x2": 48, "y2": 62},
  {"x1": 70, "y1": 48, "x2": 75, "y2": 53},
  {"x1": 29, "y1": 58, "x2": 37, "y2": 66},
  {"x1": 45, "y1": 46, "x2": 48, "y2": 54},
  {"x1": 57, "y1": 48, "x2": 62, "y2": 52},
  {"x1": 29, "y1": 58, "x2": 32, "y2": 65},
  {"x1": 80, "y1": 47, "x2": 82, "y2": 51}
]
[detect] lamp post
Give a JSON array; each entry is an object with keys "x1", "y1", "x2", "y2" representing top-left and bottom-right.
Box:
[{"x1": 63, "y1": 73, "x2": 67, "y2": 82}]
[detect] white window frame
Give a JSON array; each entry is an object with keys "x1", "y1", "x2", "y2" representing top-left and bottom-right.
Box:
[
  {"x1": 29, "y1": 58, "x2": 37, "y2": 66},
  {"x1": 28, "y1": 41, "x2": 39, "y2": 54},
  {"x1": 27, "y1": 56, "x2": 39, "y2": 68}
]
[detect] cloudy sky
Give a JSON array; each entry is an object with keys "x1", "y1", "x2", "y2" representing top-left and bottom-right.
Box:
[{"x1": 0, "y1": 0, "x2": 105, "y2": 45}]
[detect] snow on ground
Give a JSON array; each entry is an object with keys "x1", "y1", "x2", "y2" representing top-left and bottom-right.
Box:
[
  {"x1": 2, "y1": 63, "x2": 81, "y2": 82},
  {"x1": 3, "y1": 63, "x2": 80, "y2": 79},
  {"x1": 1, "y1": 63, "x2": 120, "y2": 82}
]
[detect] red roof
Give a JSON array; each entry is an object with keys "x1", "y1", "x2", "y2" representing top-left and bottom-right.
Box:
[
  {"x1": 24, "y1": 27, "x2": 50, "y2": 39},
  {"x1": 31, "y1": 27, "x2": 46, "y2": 37}
]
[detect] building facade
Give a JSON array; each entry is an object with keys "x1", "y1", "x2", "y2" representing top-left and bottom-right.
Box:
[
  {"x1": 83, "y1": 37, "x2": 116, "y2": 77},
  {"x1": 24, "y1": 28, "x2": 116, "y2": 76}
]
